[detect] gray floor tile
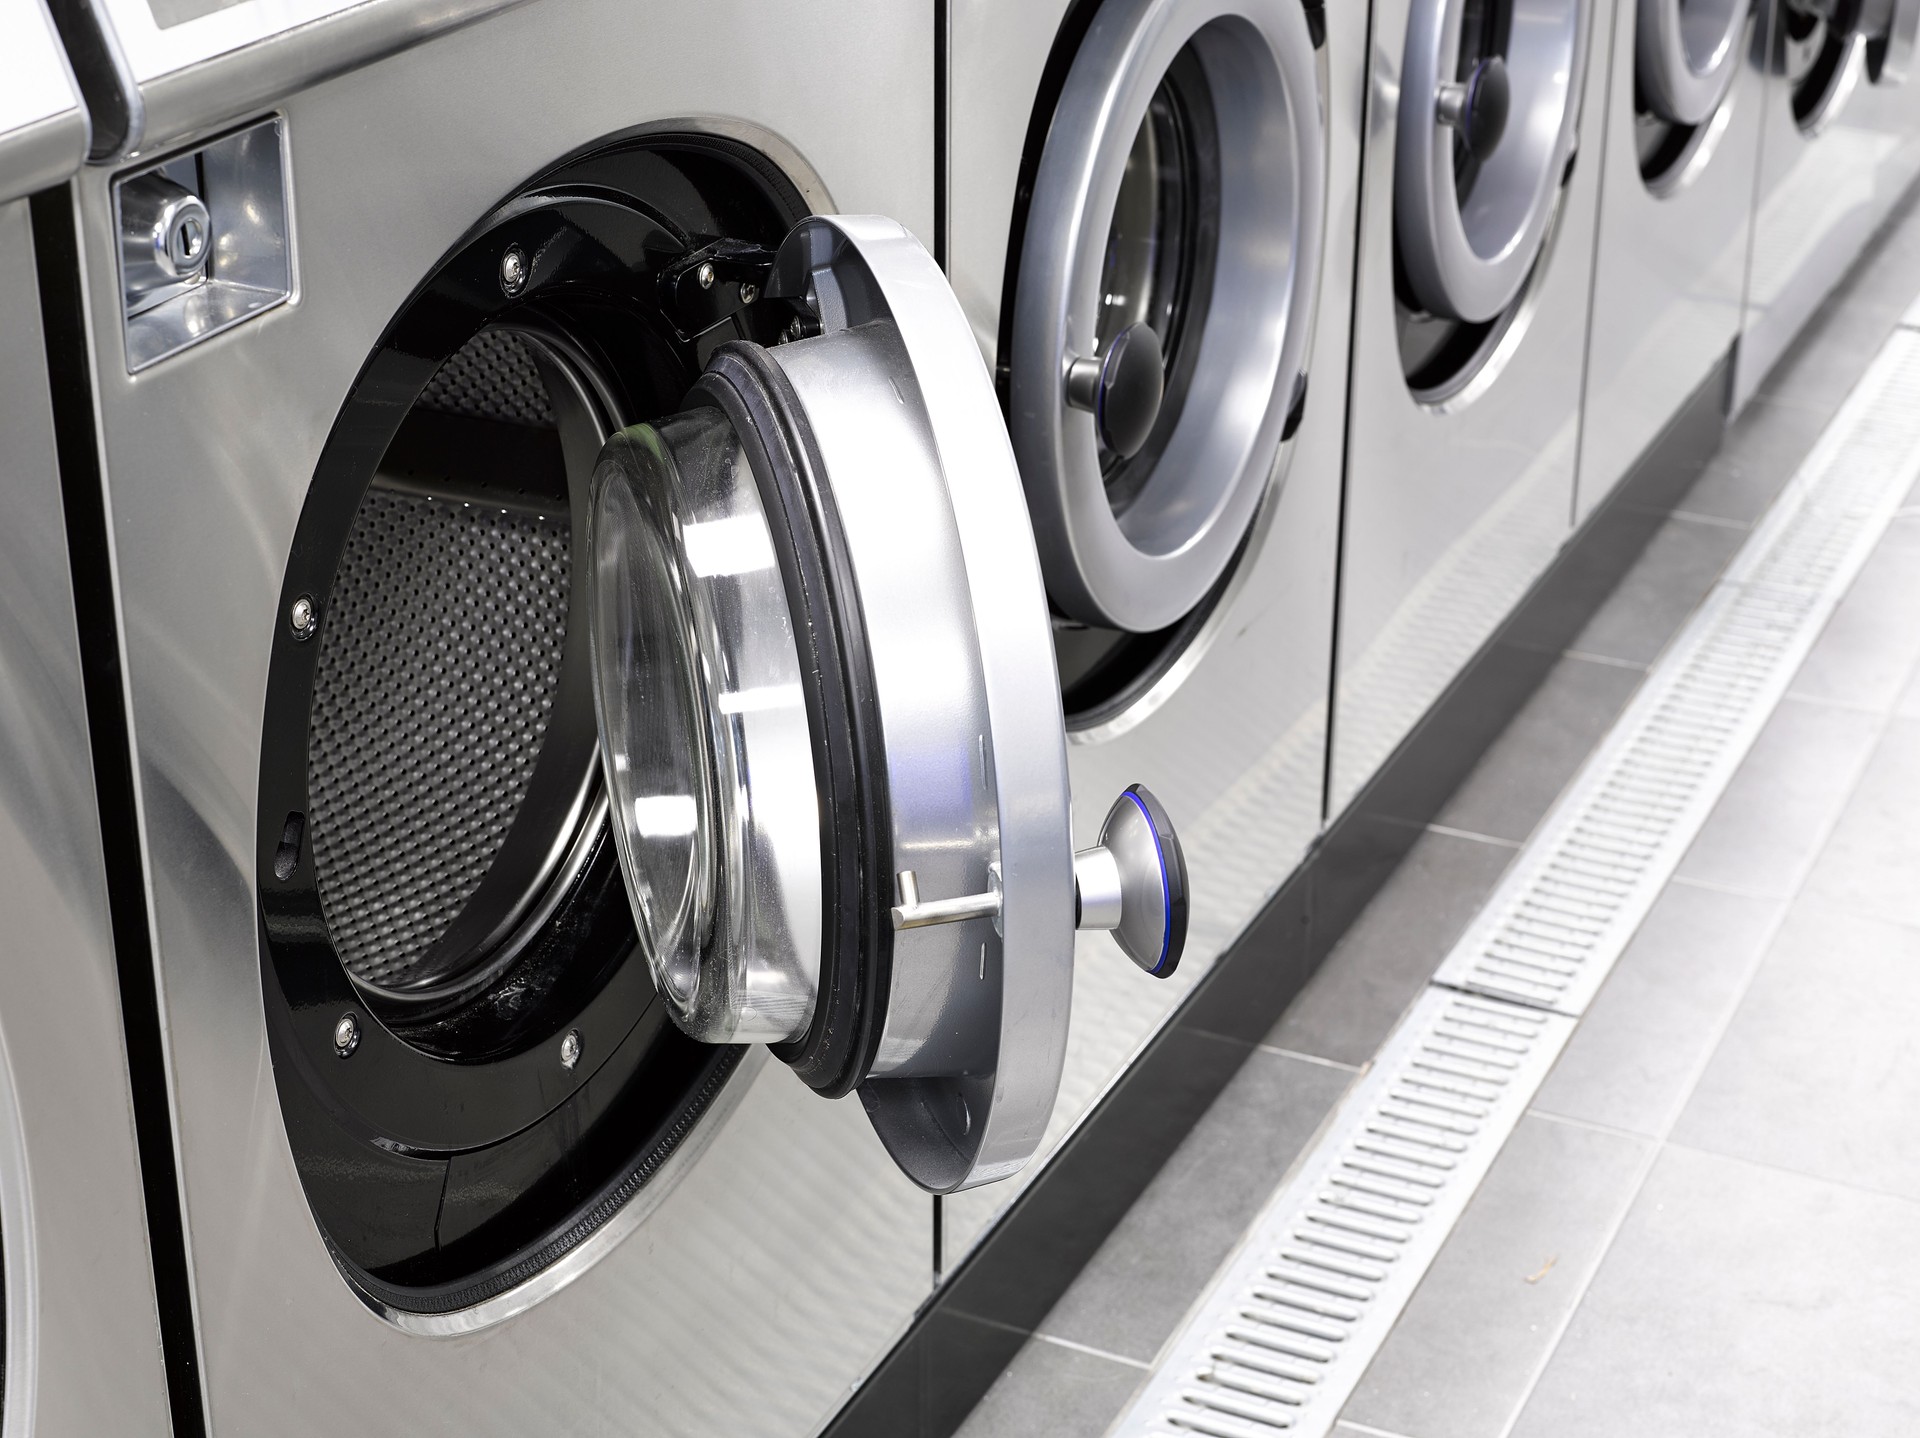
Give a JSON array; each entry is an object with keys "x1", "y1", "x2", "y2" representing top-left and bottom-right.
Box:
[
  {"x1": 1267, "y1": 830, "x2": 1516, "y2": 1066},
  {"x1": 1672, "y1": 902, "x2": 1920, "y2": 1200},
  {"x1": 1509, "y1": 1146, "x2": 1920, "y2": 1438},
  {"x1": 952, "y1": 1334, "x2": 1144, "y2": 1438},
  {"x1": 1682, "y1": 396, "x2": 1832, "y2": 525},
  {"x1": 1787, "y1": 515, "x2": 1920, "y2": 712},
  {"x1": 1039, "y1": 1049, "x2": 1355, "y2": 1364},
  {"x1": 1567, "y1": 514, "x2": 1750, "y2": 667},
  {"x1": 1673, "y1": 694, "x2": 1883, "y2": 897},
  {"x1": 1433, "y1": 656, "x2": 1646, "y2": 844},
  {"x1": 1340, "y1": 1115, "x2": 1650, "y2": 1438},
  {"x1": 1801, "y1": 715, "x2": 1920, "y2": 929},
  {"x1": 1532, "y1": 882, "x2": 1786, "y2": 1136}
]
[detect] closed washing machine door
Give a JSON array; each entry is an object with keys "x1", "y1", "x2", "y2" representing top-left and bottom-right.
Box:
[
  {"x1": 259, "y1": 137, "x2": 1189, "y2": 1328},
  {"x1": 1009, "y1": 0, "x2": 1327, "y2": 637},
  {"x1": 1776, "y1": 0, "x2": 1917, "y2": 133},
  {"x1": 1397, "y1": 0, "x2": 1588, "y2": 325},
  {"x1": 1638, "y1": 0, "x2": 1748, "y2": 127}
]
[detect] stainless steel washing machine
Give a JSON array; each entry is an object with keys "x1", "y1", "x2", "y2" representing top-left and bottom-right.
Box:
[
  {"x1": 39, "y1": 1, "x2": 1189, "y2": 1433},
  {"x1": 1579, "y1": 0, "x2": 1766, "y2": 518},
  {"x1": 1331, "y1": 0, "x2": 1606, "y2": 814},
  {"x1": 942, "y1": 0, "x2": 1358, "y2": 1261},
  {"x1": 1736, "y1": 0, "x2": 1920, "y2": 409},
  {"x1": 0, "y1": 3, "x2": 172, "y2": 1432}
]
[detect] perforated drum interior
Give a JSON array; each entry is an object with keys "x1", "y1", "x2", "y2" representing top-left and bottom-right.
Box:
[{"x1": 306, "y1": 329, "x2": 587, "y2": 999}]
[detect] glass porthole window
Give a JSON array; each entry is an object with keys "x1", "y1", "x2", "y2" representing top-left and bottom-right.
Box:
[{"x1": 589, "y1": 413, "x2": 822, "y2": 1045}]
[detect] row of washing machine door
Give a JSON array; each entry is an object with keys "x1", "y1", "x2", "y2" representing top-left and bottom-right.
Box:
[{"x1": 1, "y1": 0, "x2": 1917, "y2": 1434}]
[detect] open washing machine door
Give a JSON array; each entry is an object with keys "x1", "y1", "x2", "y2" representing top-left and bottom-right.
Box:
[
  {"x1": 584, "y1": 215, "x2": 1188, "y2": 1192},
  {"x1": 258, "y1": 150, "x2": 1191, "y2": 1330},
  {"x1": 1397, "y1": 0, "x2": 1588, "y2": 324}
]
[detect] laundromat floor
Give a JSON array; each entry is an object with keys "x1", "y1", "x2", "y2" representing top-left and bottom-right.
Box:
[{"x1": 953, "y1": 181, "x2": 1920, "y2": 1438}]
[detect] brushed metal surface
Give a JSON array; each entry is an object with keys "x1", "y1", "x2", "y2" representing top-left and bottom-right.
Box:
[
  {"x1": 1735, "y1": 0, "x2": 1920, "y2": 410},
  {"x1": 69, "y1": 5, "x2": 934, "y2": 1433},
  {"x1": 1328, "y1": 0, "x2": 1605, "y2": 816},
  {"x1": 941, "y1": 0, "x2": 1362, "y2": 1268},
  {"x1": 0, "y1": 0, "x2": 88, "y2": 200},
  {"x1": 64, "y1": 0, "x2": 527, "y2": 161},
  {"x1": 1578, "y1": 0, "x2": 1765, "y2": 520},
  {"x1": 0, "y1": 196, "x2": 172, "y2": 1438}
]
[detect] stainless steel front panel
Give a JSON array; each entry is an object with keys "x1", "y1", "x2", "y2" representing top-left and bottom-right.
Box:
[
  {"x1": 1736, "y1": 1, "x2": 1920, "y2": 410},
  {"x1": 1578, "y1": 0, "x2": 1765, "y2": 519},
  {"x1": 0, "y1": 197, "x2": 172, "y2": 1438},
  {"x1": 0, "y1": 0, "x2": 88, "y2": 199},
  {"x1": 942, "y1": 0, "x2": 1361, "y2": 1265},
  {"x1": 1329, "y1": 0, "x2": 1606, "y2": 816},
  {"x1": 71, "y1": 4, "x2": 934, "y2": 1432}
]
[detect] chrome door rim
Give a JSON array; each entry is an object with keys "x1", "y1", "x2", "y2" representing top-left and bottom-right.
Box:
[
  {"x1": 1011, "y1": 0, "x2": 1326, "y2": 633},
  {"x1": 1397, "y1": 0, "x2": 1588, "y2": 325},
  {"x1": 1638, "y1": 0, "x2": 1746, "y2": 127}
]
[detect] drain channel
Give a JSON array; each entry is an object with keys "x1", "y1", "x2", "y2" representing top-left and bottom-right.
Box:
[{"x1": 1110, "y1": 329, "x2": 1920, "y2": 1438}]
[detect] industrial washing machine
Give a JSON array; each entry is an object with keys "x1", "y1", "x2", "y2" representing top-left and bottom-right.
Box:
[
  {"x1": 1331, "y1": 0, "x2": 1605, "y2": 813},
  {"x1": 0, "y1": 2, "x2": 172, "y2": 1432},
  {"x1": 1578, "y1": 0, "x2": 1765, "y2": 518},
  {"x1": 1736, "y1": 0, "x2": 1920, "y2": 409},
  {"x1": 35, "y1": 1, "x2": 1188, "y2": 1434},
  {"x1": 942, "y1": 0, "x2": 1359, "y2": 1260}
]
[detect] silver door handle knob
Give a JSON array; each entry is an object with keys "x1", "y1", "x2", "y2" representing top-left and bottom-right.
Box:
[{"x1": 1074, "y1": 784, "x2": 1188, "y2": 977}]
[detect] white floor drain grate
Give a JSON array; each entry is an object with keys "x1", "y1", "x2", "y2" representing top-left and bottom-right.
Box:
[
  {"x1": 1109, "y1": 330, "x2": 1920, "y2": 1438},
  {"x1": 1113, "y1": 990, "x2": 1573, "y2": 1437},
  {"x1": 1435, "y1": 330, "x2": 1920, "y2": 1015}
]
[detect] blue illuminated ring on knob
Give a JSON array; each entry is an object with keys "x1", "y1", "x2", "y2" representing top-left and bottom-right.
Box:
[{"x1": 1101, "y1": 783, "x2": 1189, "y2": 977}]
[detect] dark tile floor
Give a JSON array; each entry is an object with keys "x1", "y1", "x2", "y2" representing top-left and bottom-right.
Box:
[{"x1": 952, "y1": 156, "x2": 1920, "y2": 1438}]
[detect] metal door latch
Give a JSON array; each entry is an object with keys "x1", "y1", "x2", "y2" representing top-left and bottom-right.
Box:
[
  {"x1": 889, "y1": 784, "x2": 1188, "y2": 979},
  {"x1": 891, "y1": 866, "x2": 1002, "y2": 931},
  {"x1": 659, "y1": 238, "x2": 778, "y2": 340}
]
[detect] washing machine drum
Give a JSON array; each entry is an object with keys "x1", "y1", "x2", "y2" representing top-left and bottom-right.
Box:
[
  {"x1": 1637, "y1": 0, "x2": 1746, "y2": 128},
  {"x1": 1010, "y1": 0, "x2": 1327, "y2": 634},
  {"x1": 1396, "y1": 0, "x2": 1588, "y2": 325},
  {"x1": 261, "y1": 188, "x2": 1190, "y2": 1288}
]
